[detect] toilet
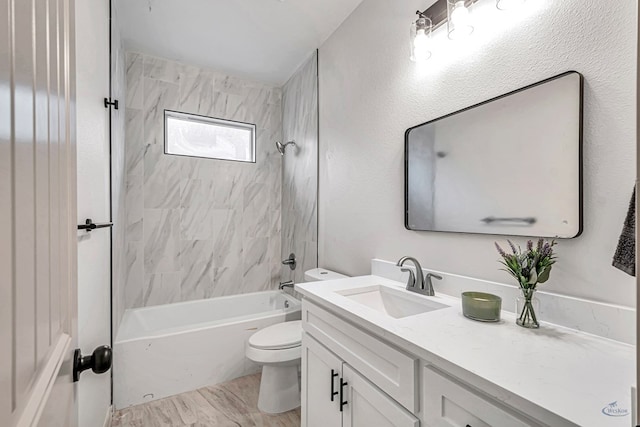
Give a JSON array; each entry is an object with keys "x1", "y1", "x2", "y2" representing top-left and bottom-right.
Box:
[{"x1": 246, "y1": 268, "x2": 347, "y2": 414}]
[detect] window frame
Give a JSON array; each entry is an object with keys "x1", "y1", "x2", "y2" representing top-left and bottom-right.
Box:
[{"x1": 163, "y1": 109, "x2": 257, "y2": 163}]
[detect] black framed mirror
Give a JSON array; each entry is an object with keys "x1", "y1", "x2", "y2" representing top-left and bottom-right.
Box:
[{"x1": 405, "y1": 71, "x2": 583, "y2": 238}]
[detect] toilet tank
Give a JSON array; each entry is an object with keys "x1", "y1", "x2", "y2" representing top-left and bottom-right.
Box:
[{"x1": 304, "y1": 268, "x2": 348, "y2": 282}]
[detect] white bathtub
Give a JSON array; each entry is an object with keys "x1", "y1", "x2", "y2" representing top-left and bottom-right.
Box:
[{"x1": 113, "y1": 291, "x2": 301, "y2": 409}]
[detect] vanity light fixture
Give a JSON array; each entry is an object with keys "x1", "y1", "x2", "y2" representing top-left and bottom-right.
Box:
[
  {"x1": 411, "y1": 0, "x2": 477, "y2": 56},
  {"x1": 411, "y1": 0, "x2": 527, "y2": 61},
  {"x1": 447, "y1": 0, "x2": 474, "y2": 40},
  {"x1": 496, "y1": 0, "x2": 526, "y2": 10},
  {"x1": 410, "y1": 15, "x2": 433, "y2": 62}
]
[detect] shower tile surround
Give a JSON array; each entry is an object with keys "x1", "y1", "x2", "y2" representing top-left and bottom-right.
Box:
[
  {"x1": 122, "y1": 52, "x2": 284, "y2": 310},
  {"x1": 281, "y1": 52, "x2": 319, "y2": 284}
]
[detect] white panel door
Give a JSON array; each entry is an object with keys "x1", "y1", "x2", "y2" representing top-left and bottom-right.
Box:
[
  {"x1": 0, "y1": 0, "x2": 78, "y2": 426},
  {"x1": 301, "y1": 334, "x2": 343, "y2": 427},
  {"x1": 342, "y1": 364, "x2": 419, "y2": 427},
  {"x1": 75, "y1": 0, "x2": 111, "y2": 425}
]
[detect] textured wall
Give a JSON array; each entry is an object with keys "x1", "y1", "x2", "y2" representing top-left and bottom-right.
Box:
[
  {"x1": 319, "y1": 0, "x2": 636, "y2": 307},
  {"x1": 281, "y1": 52, "x2": 319, "y2": 283},
  {"x1": 123, "y1": 53, "x2": 283, "y2": 309}
]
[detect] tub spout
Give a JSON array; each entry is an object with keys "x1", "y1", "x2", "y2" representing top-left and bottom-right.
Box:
[{"x1": 279, "y1": 281, "x2": 294, "y2": 290}]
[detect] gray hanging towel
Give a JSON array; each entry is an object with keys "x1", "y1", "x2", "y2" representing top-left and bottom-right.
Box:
[{"x1": 612, "y1": 186, "x2": 636, "y2": 276}]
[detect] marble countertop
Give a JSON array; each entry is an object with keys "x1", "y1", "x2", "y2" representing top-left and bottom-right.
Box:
[{"x1": 296, "y1": 275, "x2": 636, "y2": 427}]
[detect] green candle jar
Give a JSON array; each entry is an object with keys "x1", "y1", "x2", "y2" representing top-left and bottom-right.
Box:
[{"x1": 461, "y1": 292, "x2": 502, "y2": 322}]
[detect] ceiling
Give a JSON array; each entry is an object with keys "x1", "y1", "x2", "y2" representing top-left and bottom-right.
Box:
[{"x1": 117, "y1": 0, "x2": 364, "y2": 85}]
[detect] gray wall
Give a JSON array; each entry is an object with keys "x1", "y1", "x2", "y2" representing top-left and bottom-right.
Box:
[
  {"x1": 122, "y1": 53, "x2": 283, "y2": 310},
  {"x1": 318, "y1": 0, "x2": 636, "y2": 307},
  {"x1": 281, "y1": 52, "x2": 319, "y2": 283}
]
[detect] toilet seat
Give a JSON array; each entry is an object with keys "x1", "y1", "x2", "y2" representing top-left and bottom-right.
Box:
[
  {"x1": 249, "y1": 320, "x2": 302, "y2": 350},
  {"x1": 246, "y1": 321, "x2": 302, "y2": 365},
  {"x1": 246, "y1": 344, "x2": 301, "y2": 365}
]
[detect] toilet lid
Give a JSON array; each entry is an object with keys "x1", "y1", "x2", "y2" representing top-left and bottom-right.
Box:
[{"x1": 249, "y1": 321, "x2": 302, "y2": 350}]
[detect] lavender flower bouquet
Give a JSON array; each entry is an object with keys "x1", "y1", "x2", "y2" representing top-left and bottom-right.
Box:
[{"x1": 495, "y1": 239, "x2": 557, "y2": 328}]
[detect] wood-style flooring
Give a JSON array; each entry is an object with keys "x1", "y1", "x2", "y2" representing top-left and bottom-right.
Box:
[{"x1": 111, "y1": 373, "x2": 301, "y2": 427}]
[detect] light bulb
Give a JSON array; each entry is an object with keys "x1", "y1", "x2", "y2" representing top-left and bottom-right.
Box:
[
  {"x1": 448, "y1": 1, "x2": 474, "y2": 40},
  {"x1": 413, "y1": 29, "x2": 431, "y2": 62},
  {"x1": 451, "y1": 1, "x2": 469, "y2": 24},
  {"x1": 410, "y1": 17, "x2": 432, "y2": 62},
  {"x1": 497, "y1": 0, "x2": 526, "y2": 10}
]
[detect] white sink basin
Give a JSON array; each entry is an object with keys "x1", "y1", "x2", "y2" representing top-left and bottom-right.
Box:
[{"x1": 336, "y1": 285, "x2": 448, "y2": 319}]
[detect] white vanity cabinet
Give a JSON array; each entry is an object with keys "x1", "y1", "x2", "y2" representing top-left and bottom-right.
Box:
[
  {"x1": 297, "y1": 275, "x2": 632, "y2": 427},
  {"x1": 301, "y1": 299, "x2": 564, "y2": 427},
  {"x1": 302, "y1": 333, "x2": 419, "y2": 427},
  {"x1": 302, "y1": 301, "x2": 418, "y2": 411}
]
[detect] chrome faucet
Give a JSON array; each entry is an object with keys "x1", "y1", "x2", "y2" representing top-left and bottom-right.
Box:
[
  {"x1": 396, "y1": 256, "x2": 425, "y2": 294},
  {"x1": 396, "y1": 256, "x2": 442, "y2": 296},
  {"x1": 279, "y1": 281, "x2": 294, "y2": 290}
]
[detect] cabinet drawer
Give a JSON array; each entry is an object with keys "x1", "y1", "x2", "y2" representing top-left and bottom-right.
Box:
[
  {"x1": 302, "y1": 300, "x2": 418, "y2": 412},
  {"x1": 423, "y1": 366, "x2": 535, "y2": 427}
]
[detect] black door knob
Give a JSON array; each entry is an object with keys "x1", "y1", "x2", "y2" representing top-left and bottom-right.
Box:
[{"x1": 73, "y1": 345, "x2": 112, "y2": 382}]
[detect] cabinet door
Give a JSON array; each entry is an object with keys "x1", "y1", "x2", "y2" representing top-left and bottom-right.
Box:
[
  {"x1": 423, "y1": 367, "x2": 533, "y2": 427},
  {"x1": 302, "y1": 334, "x2": 343, "y2": 427},
  {"x1": 343, "y1": 364, "x2": 419, "y2": 427}
]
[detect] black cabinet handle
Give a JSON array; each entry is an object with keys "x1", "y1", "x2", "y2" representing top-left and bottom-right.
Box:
[
  {"x1": 330, "y1": 369, "x2": 339, "y2": 401},
  {"x1": 73, "y1": 345, "x2": 112, "y2": 382},
  {"x1": 340, "y1": 378, "x2": 348, "y2": 412}
]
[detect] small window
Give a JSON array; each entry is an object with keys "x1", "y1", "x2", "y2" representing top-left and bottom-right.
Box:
[{"x1": 164, "y1": 110, "x2": 256, "y2": 163}]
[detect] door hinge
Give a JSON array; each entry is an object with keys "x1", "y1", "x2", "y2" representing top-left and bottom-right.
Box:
[{"x1": 104, "y1": 97, "x2": 119, "y2": 110}]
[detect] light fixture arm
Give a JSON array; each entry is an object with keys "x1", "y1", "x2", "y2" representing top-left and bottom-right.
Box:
[{"x1": 417, "y1": 0, "x2": 478, "y2": 31}]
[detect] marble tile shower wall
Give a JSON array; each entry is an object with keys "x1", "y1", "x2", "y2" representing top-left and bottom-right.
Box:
[
  {"x1": 281, "y1": 52, "x2": 318, "y2": 284},
  {"x1": 123, "y1": 52, "x2": 283, "y2": 309}
]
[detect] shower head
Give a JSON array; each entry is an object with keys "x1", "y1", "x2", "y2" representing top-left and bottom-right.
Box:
[{"x1": 276, "y1": 140, "x2": 296, "y2": 156}]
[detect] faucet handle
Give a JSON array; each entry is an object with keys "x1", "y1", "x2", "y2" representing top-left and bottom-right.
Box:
[
  {"x1": 424, "y1": 273, "x2": 443, "y2": 296},
  {"x1": 282, "y1": 253, "x2": 297, "y2": 270},
  {"x1": 400, "y1": 268, "x2": 416, "y2": 288}
]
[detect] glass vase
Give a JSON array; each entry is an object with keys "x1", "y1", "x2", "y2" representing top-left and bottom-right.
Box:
[{"x1": 516, "y1": 288, "x2": 540, "y2": 329}]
